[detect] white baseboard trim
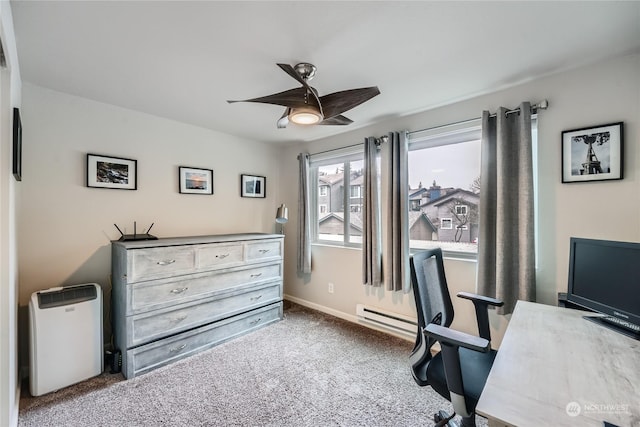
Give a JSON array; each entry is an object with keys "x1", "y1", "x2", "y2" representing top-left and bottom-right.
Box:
[{"x1": 283, "y1": 294, "x2": 414, "y2": 342}]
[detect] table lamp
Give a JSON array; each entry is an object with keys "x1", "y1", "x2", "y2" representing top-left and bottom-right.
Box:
[{"x1": 275, "y1": 204, "x2": 288, "y2": 234}]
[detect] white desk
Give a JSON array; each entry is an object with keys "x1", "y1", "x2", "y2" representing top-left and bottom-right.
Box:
[{"x1": 476, "y1": 301, "x2": 640, "y2": 427}]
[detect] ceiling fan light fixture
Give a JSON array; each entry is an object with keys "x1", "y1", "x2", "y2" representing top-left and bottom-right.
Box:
[{"x1": 288, "y1": 106, "x2": 323, "y2": 125}]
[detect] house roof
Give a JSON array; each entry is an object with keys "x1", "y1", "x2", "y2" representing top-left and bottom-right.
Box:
[
  {"x1": 408, "y1": 211, "x2": 437, "y2": 232},
  {"x1": 420, "y1": 188, "x2": 479, "y2": 208}
]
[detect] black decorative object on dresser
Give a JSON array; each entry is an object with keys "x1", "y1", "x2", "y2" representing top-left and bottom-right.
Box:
[{"x1": 111, "y1": 233, "x2": 284, "y2": 378}]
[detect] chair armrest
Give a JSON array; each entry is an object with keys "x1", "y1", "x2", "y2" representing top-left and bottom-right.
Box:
[
  {"x1": 457, "y1": 291, "x2": 503, "y2": 307},
  {"x1": 425, "y1": 323, "x2": 490, "y2": 353},
  {"x1": 425, "y1": 323, "x2": 491, "y2": 417},
  {"x1": 456, "y1": 292, "x2": 504, "y2": 341}
]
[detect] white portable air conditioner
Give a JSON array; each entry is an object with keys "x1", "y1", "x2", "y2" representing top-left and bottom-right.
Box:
[{"x1": 29, "y1": 283, "x2": 103, "y2": 396}]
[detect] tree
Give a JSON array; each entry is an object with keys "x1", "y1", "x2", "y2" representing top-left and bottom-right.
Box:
[
  {"x1": 447, "y1": 197, "x2": 479, "y2": 242},
  {"x1": 470, "y1": 176, "x2": 481, "y2": 194}
]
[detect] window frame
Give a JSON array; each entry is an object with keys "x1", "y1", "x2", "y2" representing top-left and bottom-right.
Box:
[
  {"x1": 441, "y1": 218, "x2": 453, "y2": 230},
  {"x1": 310, "y1": 146, "x2": 364, "y2": 248},
  {"x1": 408, "y1": 120, "x2": 482, "y2": 260}
]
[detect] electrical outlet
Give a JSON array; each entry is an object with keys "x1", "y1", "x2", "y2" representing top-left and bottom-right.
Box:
[{"x1": 328, "y1": 282, "x2": 334, "y2": 294}]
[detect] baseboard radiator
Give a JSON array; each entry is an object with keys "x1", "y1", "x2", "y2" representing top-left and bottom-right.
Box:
[{"x1": 356, "y1": 304, "x2": 417, "y2": 339}]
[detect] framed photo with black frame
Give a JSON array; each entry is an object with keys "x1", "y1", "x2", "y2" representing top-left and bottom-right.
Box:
[
  {"x1": 179, "y1": 166, "x2": 213, "y2": 195},
  {"x1": 86, "y1": 153, "x2": 137, "y2": 190},
  {"x1": 13, "y1": 108, "x2": 22, "y2": 181},
  {"x1": 240, "y1": 174, "x2": 266, "y2": 198},
  {"x1": 561, "y1": 122, "x2": 623, "y2": 183}
]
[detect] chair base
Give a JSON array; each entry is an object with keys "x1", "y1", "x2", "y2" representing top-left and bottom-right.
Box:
[{"x1": 433, "y1": 411, "x2": 477, "y2": 427}]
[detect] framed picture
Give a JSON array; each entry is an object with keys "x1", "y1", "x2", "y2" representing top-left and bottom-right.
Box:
[
  {"x1": 241, "y1": 174, "x2": 266, "y2": 198},
  {"x1": 179, "y1": 166, "x2": 213, "y2": 195},
  {"x1": 13, "y1": 108, "x2": 22, "y2": 181},
  {"x1": 561, "y1": 122, "x2": 623, "y2": 183},
  {"x1": 86, "y1": 153, "x2": 137, "y2": 190}
]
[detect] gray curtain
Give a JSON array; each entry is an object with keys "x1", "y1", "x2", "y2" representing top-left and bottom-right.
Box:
[
  {"x1": 297, "y1": 153, "x2": 312, "y2": 274},
  {"x1": 477, "y1": 102, "x2": 535, "y2": 314},
  {"x1": 386, "y1": 131, "x2": 410, "y2": 292},
  {"x1": 363, "y1": 137, "x2": 382, "y2": 287}
]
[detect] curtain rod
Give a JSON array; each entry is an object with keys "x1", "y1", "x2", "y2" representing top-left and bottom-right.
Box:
[
  {"x1": 407, "y1": 99, "x2": 549, "y2": 136},
  {"x1": 305, "y1": 137, "x2": 383, "y2": 158}
]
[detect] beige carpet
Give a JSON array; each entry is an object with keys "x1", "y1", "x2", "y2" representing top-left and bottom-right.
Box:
[{"x1": 19, "y1": 303, "x2": 487, "y2": 427}]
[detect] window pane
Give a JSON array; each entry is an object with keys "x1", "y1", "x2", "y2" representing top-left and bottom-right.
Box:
[
  {"x1": 408, "y1": 139, "x2": 481, "y2": 254},
  {"x1": 317, "y1": 162, "x2": 345, "y2": 243},
  {"x1": 348, "y1": 160, "x2": 363, "y2": 244}
]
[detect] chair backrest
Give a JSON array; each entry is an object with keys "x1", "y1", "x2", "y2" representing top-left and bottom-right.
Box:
[{"x1": 410, "y1": 248, "x2": 455, "y2": 345}]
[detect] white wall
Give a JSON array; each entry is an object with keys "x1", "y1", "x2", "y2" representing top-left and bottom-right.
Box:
[
  {"x1": 0, "y1": 1, "x2": 21, "y2": 425},
  {"x1": 18, "y1": 83, "x2": 283, "y2": 356},
  {"x1": 279, "y1": 52, "x2": 640, "y2": 345}
]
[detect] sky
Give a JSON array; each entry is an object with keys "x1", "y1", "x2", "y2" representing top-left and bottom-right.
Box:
[
  {"x1": 408, "y1": 139, "x2": 481, "y2": 190},
  {"x1": 316, "y1": 139, "x2": 481, "y2": 192}
]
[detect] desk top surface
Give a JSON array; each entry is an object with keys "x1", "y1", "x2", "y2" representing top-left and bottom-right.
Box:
[{"x1": 476, "y1": 301, "x2": 640, "y2": 427}]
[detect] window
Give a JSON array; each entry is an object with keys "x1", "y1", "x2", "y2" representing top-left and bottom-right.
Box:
[
  {"x1": 407, "y1": 118, "x2": 537, "y2": 258},
  {"x1": 441, "y1": 218, "x2": 453, "y2": 229},
  {"x1": 455, "y1": 205, "x2": 468, "y2": 215},
  {"x1": 408, "y1": 121, "x2": 482, "y2": 257},
  {"x1": 310, "y1": 146, "x2": 364, "y2": 246}
]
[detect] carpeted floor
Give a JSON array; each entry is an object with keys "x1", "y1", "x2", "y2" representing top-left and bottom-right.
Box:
[{"x1": 19, "y1": 303, "x2": 487, "y2": 427}]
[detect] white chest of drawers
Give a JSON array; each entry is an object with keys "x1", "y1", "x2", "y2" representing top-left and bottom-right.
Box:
[{"x1": 111, "y1": 233, "x2": 283, "y2": 378}]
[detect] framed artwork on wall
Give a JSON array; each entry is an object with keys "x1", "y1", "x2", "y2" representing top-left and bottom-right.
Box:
[
  {"x1": 13, "y1": 108, "x2": 22, "y2": 181},
  {"x1": 561, "y1": 122, "x2": 623, "y2": 183},
  {"x1": 86, "y1": 153, "x2": 137, "y2": 190},
  {"x1": 241, "y1": 174, "x2": 266, "y2": 198},
  {"x1": 179, "y1": 166, "x2": 213, "y2": 195}
]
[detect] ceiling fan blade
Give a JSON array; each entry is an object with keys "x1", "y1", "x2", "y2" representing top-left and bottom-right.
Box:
[
  {"x1": 318, "y1": 115, "x2": 353, "y2": 126},
  {"x1": 227, "y1": 87, "x2": 311, "y2": 109},
  {"x1": 319, "y1": 87, "x2": 380, "y2": 119},
  {"x1": 277, "y1": 108, "x2": 290, "y2": 129},
  {"x1": 277, "y1": 63, "x2": 323, "y2": 116},
  {"x1": 277, "y1": 63, "x2": 311, "y2": 88}
]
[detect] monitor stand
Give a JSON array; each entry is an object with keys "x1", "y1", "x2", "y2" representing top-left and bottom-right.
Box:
[{"x1": 583, "y1": 315, "x2": 640, "y2": 341}]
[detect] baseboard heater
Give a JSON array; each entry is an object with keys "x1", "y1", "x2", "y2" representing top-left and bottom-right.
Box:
[{"x1": 356, "y1": 304, "x2": 417, "y2": 338}]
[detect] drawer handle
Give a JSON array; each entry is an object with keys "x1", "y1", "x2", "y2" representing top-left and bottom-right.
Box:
[
  {"x1": 170, "y1": 344, "x2": 187, "y2": 353},
  {"x1": 170, "y1": 287, "x2": 189, "y2": 294},
  {"x1": 250, "y1": 273, "x2": 263, "y2": 278},
  {"x1": 250, "y1": 295, "x2": 262, "y2": 301},
  {"x1": 258, "y1": 249, "x2": 270, "y2": 254},
  {"x1": 174, "y1": 315, "x2": 188, "y2": 322},
  {"x1": 249, "y1": 318, "x2": 262, "y2": 325},
  {"x1": 157, "y1": 260, "x2": 176, "y2": 266},
  {"x1": 215, "y1": 253, "x2": 230, "y2": 259}
]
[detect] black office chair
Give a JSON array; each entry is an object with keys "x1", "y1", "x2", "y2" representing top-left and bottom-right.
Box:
[{"x1": 409, "y1": 248, "x2": 503, "y2": 427}]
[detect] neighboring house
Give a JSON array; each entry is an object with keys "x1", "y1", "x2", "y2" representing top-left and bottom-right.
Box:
[
  {"x1": 318, "y1": 212, "x2": 363, "y2": 237},
  {"x1": 318, "y1": 171, "x2": 364, "y2": 214},
  {"x1": 408, "y1": 211, "x2": 437, "y2": 241},
  {"x1": 318, "y1": 173, "x2": 344, "y2": 214},
  {"x1": 420, "y1": 189, "x2": 479, "y2": 243}
]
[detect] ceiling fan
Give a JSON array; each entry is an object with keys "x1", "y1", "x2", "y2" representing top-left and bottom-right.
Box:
[{"x1": 227, "y1": 63, "x2": 380, "y2": 128}]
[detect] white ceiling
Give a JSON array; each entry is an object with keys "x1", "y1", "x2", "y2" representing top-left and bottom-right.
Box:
[{"x1": 10, "y1": 1, "x2": 640, "y2": 144}]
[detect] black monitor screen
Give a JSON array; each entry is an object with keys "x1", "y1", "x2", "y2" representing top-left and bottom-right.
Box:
[{"x1": 567, "y1": 237, "x2": 640, "y2": 327}]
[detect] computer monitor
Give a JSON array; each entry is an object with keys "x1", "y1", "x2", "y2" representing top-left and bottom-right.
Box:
[{"x1": 566, "y1": 237, "x2": 640, "y2": 339}]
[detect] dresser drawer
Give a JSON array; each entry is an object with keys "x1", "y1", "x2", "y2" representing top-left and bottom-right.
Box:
[
  {"x1": 197, "y1": 243, "x2": 244, "y2": 269},
  {"x1": 246, "y1": 240, "x2": 282, "y2": 261},
  {"x1": 128, "y1": 246, "x2": 196, "y2": 282},
  {"x1": 128, "y1": 262, "x2": 282, "y2": 314},
  {"x1": 127, "y1": 282, "x2": 281, "y2": 347},
  {"x1": 125, "y1": 302, "x2": 282, "y2": 378}
]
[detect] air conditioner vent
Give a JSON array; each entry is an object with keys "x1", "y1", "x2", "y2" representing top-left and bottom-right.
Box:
[{"x1": 38, "y1": 285, "x2": 97, "y2": 309}]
